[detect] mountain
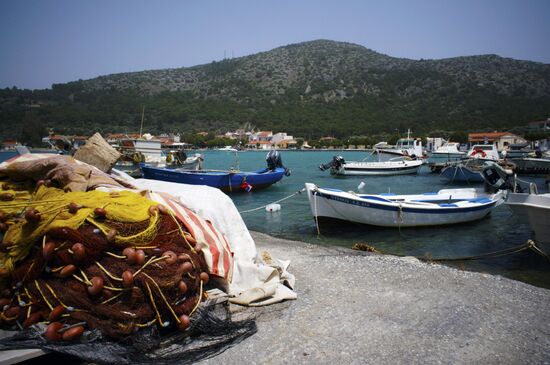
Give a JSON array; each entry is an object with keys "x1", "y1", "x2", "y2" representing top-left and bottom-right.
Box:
[{"x1": 2, "y1": 40, "x2": 550, "y2": 143}]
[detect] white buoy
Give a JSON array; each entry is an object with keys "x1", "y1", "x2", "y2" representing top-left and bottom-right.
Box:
[
  {"x1": 265, "y1": 203, "x2": 281, "y2": 212},
  {"x1": 358, "y1": 181, "x2": 366, "y2": 190}
]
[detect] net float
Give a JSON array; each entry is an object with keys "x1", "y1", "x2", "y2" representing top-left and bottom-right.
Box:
[
  {"x1": 87, "y1": 276, "x2": 104, "y2": 296},
  {"x1": 93, "y1": 207, "x2": 107, "y2": 219},
  {"x1": 44, "y1": 322, "x2": 64, "y2": 341},
  {"x1": 180, "y1": 262, "x2": 193, "y2": 274},
  {"x1": 162, "y1": 251, "x2": 177, "y2": 265},
  {"x1": 199, "y1": 272, "x2": 210, "y2": 284},
  {"x1": 48, "y1": 305, "x2": 65, "y2": 321},
  {"x1": 135, "y1": 250, "x2": 146, "y2": 265},
  {"x1": 68, "y1": 202, "x2": 80, "y2": 214},
  {"x1": 122, "y1": 271, "x2": 134, "y2": 288},
  {"x1": 59, "y1": 264, "x2": 77, "y2": 278},
  {"x1": 24, "y1": 208, "x2": 41, "y2": 223},
  {"x1": 178, "y1": 280, "x2": 188, "y2": 294},
  {"x1": 71, "y1": 243, "x2": 86, "y2": 261},
  {"x1": 43, "y1": 242, "x2": 56, "y2": 261},
  {"x1": 62, "y1": 325, "x2": 85, "y2": 341},
  {"x1": 123, "y1": 247, "x2": 137, "y2": 264},
  {"x1": 177, "y1": 314, "x2": 190, "y2": 330}
]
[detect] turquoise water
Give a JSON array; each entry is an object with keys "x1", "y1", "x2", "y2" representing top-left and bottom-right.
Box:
[{"x1": 198, "y1": 150, "x2": 550, "y2": 289}]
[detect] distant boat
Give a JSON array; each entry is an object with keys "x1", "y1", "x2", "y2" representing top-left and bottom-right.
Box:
[
  {"x1": 427, "y1": 142, "x2": 466, "y2": 172},
  {"x1": 305, "y1": 183, "x2": 503, "y2": 228},
  {"x1": 218, "y1": 146, "x2": 239, "y2": 152},
  {"x1": 319, "y1": 153, "x2": 422, "y2": 176},
  {"x1": 376, "y1": 129, "x2": 423, "y2": 158}
]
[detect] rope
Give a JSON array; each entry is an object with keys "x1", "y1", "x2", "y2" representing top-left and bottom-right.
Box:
[
  {"x1": 238, "y1": 188, "x2": 306, "y2": 214},
  {"x1": 366, "y1": 240, "x2": 548, "y2": 262}
]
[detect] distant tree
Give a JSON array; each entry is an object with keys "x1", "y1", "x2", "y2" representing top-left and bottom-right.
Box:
[{"x1": 19, "y1": 113, "x2": 47, "y2": 147}]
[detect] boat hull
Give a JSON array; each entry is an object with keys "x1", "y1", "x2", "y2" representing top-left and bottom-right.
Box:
[
  {"x1": 141, "y1": 166, "x2": 285, "y2": 192},
  {"x1": 506, "y1": 193, "x2": 550, "y2": 255},
  {"x1": 305, "y1": 183, "x2": 500, "y2": 228},
  {"x1": 510, "y1": 158, "x2": 550, "y2": 175},
  {"x1": 333, "y1": 160, "x2": 422, "y2": 176},
  {"x1": 440, "y1": 165, "x2": 484, "y2": 183}
]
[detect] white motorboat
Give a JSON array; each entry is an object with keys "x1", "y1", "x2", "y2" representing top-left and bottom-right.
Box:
[
  {"x1": 429, "y1": 142, "x2": 466, "y2": 161},
  {"x1": 506, "y1": 192, "x2": 550, "y2": 255},
  {"x1": 218, "y1": 146, "x2": 239, "y2": 152},
  {"x1": 376, "y1": 129, "x2": 423, "y2": 158},
  {"x1": 319, "y1": 154, "x2": 423, "y2": 176},
  {"x1": 427, "y1": 142, "x2": 467, "y2": 172},
  {"x1": 305, "y1": 183, "x2": 503, "y2": 228}
]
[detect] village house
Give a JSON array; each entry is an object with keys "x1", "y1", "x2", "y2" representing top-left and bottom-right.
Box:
[{"x1": 468, "y1": 132, "x2": 527, "y2": 151}]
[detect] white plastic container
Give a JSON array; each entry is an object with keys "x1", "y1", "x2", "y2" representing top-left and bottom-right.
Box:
[
  {"x1": 358, "y1": 181, "x2": 366, "y2": 190},
  {"x1": 265, "y1": 203, "x2": 281, "y2": 212}
]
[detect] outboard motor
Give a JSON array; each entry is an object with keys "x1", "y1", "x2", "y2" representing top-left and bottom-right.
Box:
[
  {"x1": 266, "y1": 150, "x2": 291, "y2": 176},
  {"x1": 481, "y1": 161, "x2": 517, "y2": 193},
  {"x1": 319, "y1": 155, "x2": 345, "y2": 171}
]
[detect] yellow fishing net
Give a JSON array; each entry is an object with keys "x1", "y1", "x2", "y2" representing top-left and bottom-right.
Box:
[{"x1": 0, "y1": 186, "x2": 159, "y2": 273}]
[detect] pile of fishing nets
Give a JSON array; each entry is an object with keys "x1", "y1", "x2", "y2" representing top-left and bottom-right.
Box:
[{"x1": 0, "y1": 175, "x2": 255, "y2": 364}]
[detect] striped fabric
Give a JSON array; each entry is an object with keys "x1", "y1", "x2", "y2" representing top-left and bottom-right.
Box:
[{"x1": 146, "y1": 191, "x2": 234, "y2": 283}]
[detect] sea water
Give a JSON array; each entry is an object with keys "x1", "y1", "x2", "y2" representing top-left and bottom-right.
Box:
[{"x1": 199, "y1": 149, "x2": 550, "y2": 289}]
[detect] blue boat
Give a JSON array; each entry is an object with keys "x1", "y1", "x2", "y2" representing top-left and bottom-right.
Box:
[
  {"x1": 140, "y1": 165, "x2": 287, "y2": 192},
  {"x1": 440, "y1": 163, "x2": 485, "y2": 183}
]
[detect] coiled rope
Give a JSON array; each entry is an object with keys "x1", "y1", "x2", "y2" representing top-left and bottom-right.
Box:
[{"x1": 238, "y1": 188, "x2": 306, "y2": 214}]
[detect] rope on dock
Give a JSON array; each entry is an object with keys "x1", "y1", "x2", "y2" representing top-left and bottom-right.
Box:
[
  {"x1": 352, "y1": 240, "x2": 549, "y2": 262},
  {"x1": 238, "y1": 188, "x2": 306, "y2": 214}
]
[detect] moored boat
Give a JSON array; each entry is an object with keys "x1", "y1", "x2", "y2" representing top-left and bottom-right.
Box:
[
  {"x1": 305, "y1": 183, "x2": 503, "y2": 228},
  {"x1": 319, "y1": 154, "x2": 422, "y2": 176},
  {"x1": 440, "y1": 144, "x2": 503, "y2": 183},
  {"x1": 141, "y1": 149, "x2": 290, "y2": 192},
  {"x1": 141, "y1": 166, "x2": 286, "y2": 192}
]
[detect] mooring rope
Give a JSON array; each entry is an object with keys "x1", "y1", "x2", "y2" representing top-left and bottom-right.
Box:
[
  {"x1": 238, "y1": 188, "x2": 306, "y2": 214},
  {"x1": 353, "y1": 240, "x2": 549, "y2": 262}
]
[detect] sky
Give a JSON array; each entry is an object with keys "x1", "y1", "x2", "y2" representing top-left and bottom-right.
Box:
[{"x1": 0, "y1": 0, "x2": 549, "y2": 90}]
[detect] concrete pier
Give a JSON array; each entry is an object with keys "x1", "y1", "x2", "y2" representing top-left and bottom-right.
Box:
[{"x1": 202, "y1": 231, "x2": 550, "y2": 364}]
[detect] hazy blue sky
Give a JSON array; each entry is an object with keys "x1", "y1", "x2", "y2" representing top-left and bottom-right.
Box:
[{"x1": 1, "y1": 0, "x2": 549, "y2": 89}]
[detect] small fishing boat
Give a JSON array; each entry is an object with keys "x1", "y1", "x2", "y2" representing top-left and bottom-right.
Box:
[
  {"x1": 304, "y1": 183, "x2": 503, "y2": 228},
  {"x1": 319, "y1": 153, "x2": 422, "y2": 176},
  {"x1": 439, "y1": 144, "x2": 502, "y2": 183},
  {"x1": 141, "y1": 150, "x2": 290, "y2": 192},
  {"x1": 141, "y1": 166, "x2": 286, "y2": 192}
]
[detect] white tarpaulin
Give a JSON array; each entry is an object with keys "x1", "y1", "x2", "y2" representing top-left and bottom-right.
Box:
[{"x1": 110, "y1": 171, "x2": 297, "y2": 306}]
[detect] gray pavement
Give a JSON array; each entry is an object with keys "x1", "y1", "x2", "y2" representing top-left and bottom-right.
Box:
[{"x1": 201, "y1": 231, "x2": 550, "y2": 365}]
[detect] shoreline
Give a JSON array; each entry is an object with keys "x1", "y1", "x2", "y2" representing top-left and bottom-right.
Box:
[{"x1": 201, "y1": 231, "x2": 550, "y2": 364}]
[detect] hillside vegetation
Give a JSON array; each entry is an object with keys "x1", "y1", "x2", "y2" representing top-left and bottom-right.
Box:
[{"x1": 1, "y1": 40, "x2": 549, "y2": 144}]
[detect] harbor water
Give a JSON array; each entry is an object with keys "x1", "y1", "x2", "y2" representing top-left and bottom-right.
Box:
[{"x1": 199, "y1": 149, "x2": 550, "y2": 289}]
